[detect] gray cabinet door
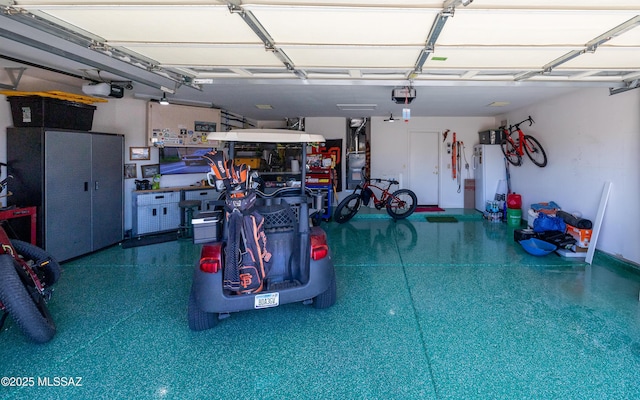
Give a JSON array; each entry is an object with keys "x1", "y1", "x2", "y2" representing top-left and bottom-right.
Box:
[
  {"x1": 44, "y1": 131, "x2": 92, "y2": 261},
  {"x1": 91, "y1": 134, "x2": 124, "y2": 250}
]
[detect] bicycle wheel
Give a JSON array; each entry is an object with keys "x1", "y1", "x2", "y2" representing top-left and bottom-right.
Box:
[
  {"x1": 334, "y1": 193, "x2": 361, "y2": 224},
  {"x1": 385, "y1": 189, "x2": 417, "y2": 219},
  {"x1": 501, "y1": 139, "x2": 522, "y2": 166},
  {"x1": 10, "y1": 239, "x2": 61, "y2": 287},
  {"x1": 0, "y1": 254, "x2": 56, "y2": 343},
  {"x1": 523, "y1": 135, "x2": 547, "y2": 167}
]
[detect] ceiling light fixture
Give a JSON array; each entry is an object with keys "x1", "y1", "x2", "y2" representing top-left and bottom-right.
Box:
[
  {"x1": 384, "y1": 113, "x2": 396, "y2": 123},
  {"x1": 159, "y1": 93, "x2": 169, "y2": 105},
  {"x1": 337, "y1": 104, "x2": 377, "y2": 111}
]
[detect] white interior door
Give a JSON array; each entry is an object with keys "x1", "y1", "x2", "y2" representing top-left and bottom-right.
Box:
[{"x1": 408, "y1": 131, "x2": 439, "y2": 205}]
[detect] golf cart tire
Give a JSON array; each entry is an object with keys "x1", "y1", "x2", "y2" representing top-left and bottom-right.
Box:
[
  {"x1": 188, "y1": 289, "x2": 219, "y2": 331},
  {"x1": 10, "y1": 239, "x2": 61, "y2": 286},
  {"x1": 0, "y1": 254, "x2": 56, "y2": 343},
  {"x1": 312, "y1": 270, "x2": 337, "y2": 309}
]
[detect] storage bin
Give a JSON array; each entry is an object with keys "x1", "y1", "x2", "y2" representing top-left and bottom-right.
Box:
[
  {"x1": 565, "y1": 224, "x2": 592, "y2": 248},
  {"x1": 527, "y1": 209, "x2": 538, "y2": 228},
  {"x1": 8, "y1": 96, "x2": 96, "y2": 130},
  {"x1": 507, "y1": 208, "x2": 522, "y2": 227},
  {"x1": 193, "y1": 211, "x2": 223, "y2": 244},
  {"x1": 478, "y1": 129, "x2": 506, "y2": 145}
]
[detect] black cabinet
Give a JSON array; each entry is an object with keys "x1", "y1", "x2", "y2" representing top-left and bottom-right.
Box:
[{"x1": 7, "y1": 127, "x2": 124, "y2": 261}]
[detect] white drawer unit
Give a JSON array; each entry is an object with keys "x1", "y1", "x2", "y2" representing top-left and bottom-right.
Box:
[
  {"x1": 183, "y1": 188, "x2": 219, "y2": 211},
  {"x1": 133, "y1": 191, "x2": 181, "y2": 236}
]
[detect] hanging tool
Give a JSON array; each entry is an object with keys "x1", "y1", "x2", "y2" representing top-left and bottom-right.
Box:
[
  {"x1": 505, "y1": 157, "x2": 512, "y2": 194},
  {"x1": 451, "y1": 132, "x2": 457, "y2": 180},
  {"x1": 442, "y1": 129, "x2": 449, "y2": 143}
]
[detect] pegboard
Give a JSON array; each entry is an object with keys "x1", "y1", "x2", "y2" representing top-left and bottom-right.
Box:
[{"x1": 147, "y1": 102, "x2": 221, "y2": 147}]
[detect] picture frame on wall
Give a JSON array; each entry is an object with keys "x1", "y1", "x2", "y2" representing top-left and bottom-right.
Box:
[
  {"x1": 141, "y1": 164, "x2": 160, "y2": 178},
  {"x1": 124, "y1": 163, "x2": 137, "y2": 179},
  {"x1": 130, "y1": 146, "x2": 150, "y2": 160}
]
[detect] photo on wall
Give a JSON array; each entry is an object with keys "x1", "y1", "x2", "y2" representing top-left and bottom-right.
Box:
[{"x1": 124, "y1": 163, "x2": 137, "y2": 179}]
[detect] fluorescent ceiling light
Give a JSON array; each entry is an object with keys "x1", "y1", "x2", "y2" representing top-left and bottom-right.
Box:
[
  {"x1": 336, "y1": 104, "x2": 377, "y2": 111},
  {"x1": 193, "y1": 78, "x2": 214, "y2": 84},
  {"x1": 255, "y1": 104, "x2": 273, "y2": 110},
  {"x1": 487, "y1": 101, "x2": 510, "y2": 107}
]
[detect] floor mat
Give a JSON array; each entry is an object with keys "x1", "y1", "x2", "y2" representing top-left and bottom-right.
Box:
[
  {"x1": 415, "y1": 206, "x2": 445, "y2": 212},
  {"x1": 426, "y1": 216, "x2": 458, "y2": 223},
  {"x1": 121, "y1": 232, "x2": 179, "y2": 248}
]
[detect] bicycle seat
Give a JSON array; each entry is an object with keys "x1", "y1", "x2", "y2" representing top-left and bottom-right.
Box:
[{"x1": 390, "y1": 180, "x2": 399, "y2": 185}]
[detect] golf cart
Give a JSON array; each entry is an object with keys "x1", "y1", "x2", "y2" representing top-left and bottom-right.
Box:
[{"x1": 188, "y1": 129, "x2": 337, "y2": 330}]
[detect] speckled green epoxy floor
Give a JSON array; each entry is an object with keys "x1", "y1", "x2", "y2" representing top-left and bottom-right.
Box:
[{"x1": 2, "y1": 209, "x2": 640, "y2": 399}]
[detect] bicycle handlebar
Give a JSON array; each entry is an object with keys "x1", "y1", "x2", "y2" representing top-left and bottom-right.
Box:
[
  {"x1": 510, "y1": 116, "x2": 535, "y2": 131},
  {"x1": 361, "y1": 167, "x2": 398, "y2": 186},
  {"x1": 0, "y1": 174, "x2": 13, "y2": 191},
  {"x1": 368, "y1": 177, "x2": 398, "y2": 186}
]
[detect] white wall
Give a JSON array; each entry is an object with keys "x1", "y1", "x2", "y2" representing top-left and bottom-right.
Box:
[
  {"x1": 369, "y1": 116, "x2": 495, "y2": 208},
  {"x1": 500, "y1": 88, "x2": 640, "y2": 265}
]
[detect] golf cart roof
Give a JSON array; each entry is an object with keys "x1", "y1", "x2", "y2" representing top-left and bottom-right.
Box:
[{"x1": 206, "y1": 129, "x2": 325, "y2": 143}]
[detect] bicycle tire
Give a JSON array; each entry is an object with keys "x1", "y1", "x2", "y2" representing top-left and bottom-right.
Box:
[
  {"x1": 385, "y1": 189, "x2": 417, "y2": 219},
  {"x1": 10, "y1": 239, "x2": 61, "y2": 287},
  {"x1": 334, "y1": 193, "x2": 361, "y2": 224},
  {"x1": 523, "y1": 135, "x2": 547, "y2": 167},
  {"x1": 0, "y1": 254, "x2": 56, "y2": 343},
  {"x1": 501, "y1": 139, "x2": 522, "y2": 166}
]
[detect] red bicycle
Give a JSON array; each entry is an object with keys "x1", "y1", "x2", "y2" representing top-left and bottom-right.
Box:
[
  {"x1": 0, "y1": 172, "x2": 61, "y2": 343},
  {"x1": 501, "y1": 116, "x2": 548, "y2": 167},
  {"x1": 334, "y1": 168, "x2": 417, "y2": 223}
]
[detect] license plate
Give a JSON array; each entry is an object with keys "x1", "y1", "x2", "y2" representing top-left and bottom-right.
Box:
[{"x1": 254, "y1": 292, "x2": 279, "y2": 309}]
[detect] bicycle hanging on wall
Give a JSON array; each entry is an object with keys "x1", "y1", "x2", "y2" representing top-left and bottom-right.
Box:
[{"x1": 500, "y1": 116, "x2": 548, "y2": 168}]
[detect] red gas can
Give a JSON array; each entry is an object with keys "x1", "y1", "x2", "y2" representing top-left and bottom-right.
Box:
[{"x1": 507, "y1": 193, "x2": 522, "y2": 209}]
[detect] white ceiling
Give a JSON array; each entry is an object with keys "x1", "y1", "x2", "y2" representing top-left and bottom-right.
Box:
[{"x1": 1, "y1": 0, "x2": 639, "y2": 120}]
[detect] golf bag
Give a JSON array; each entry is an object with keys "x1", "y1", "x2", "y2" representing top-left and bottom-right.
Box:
[{"x1": 205, "y1": 151, "x2": 272, "y2": 294}]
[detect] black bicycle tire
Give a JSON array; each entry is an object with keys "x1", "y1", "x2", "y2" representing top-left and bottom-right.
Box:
[
  {"x1": 0, "y1": 254, "x2": 56, "y2": 343},
  {"x1": 501, "y1": 139, "x2": 522, "y2": 166},
  {"x1": 387, "y1": 219, "x2": 418, "y2": 252},
  {"x1": 386, "y1": 189, "x2": 417, "y2": 219},
  {"x1": 334, "y1": 193, "x2": 361, "y2": 224},
  {"x1": 10, "y1": 239, "x2": 61, "y2": 287},
  {"x1": 523, "y1": 135, "x2": 548, "y2": 167}
]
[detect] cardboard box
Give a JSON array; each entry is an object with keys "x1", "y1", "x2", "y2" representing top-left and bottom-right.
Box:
[
  {"x1": 566, "y1": 224, "x2": 592, "y2": 248},
  {"x1": 464, "y1": 179, "x2": 475, "y2": 209}
]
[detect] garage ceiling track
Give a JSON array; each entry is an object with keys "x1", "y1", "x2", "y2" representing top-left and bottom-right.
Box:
[{"x1": 1, "y1": 1, "x2": 640, "y2": 118}]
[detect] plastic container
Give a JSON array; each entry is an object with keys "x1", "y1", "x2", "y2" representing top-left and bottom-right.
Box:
[
  {"x1": 507, "y1": 193, "x2": 522, "y2": 209},
  {"x1": 8, "y1": 96, "x2": 96, "y2": 130},
  {"x1": 192, "y1": 211, "x2": 223, "y2": 244},
  {"x1": 507, "y1": 208, "x2": 522, "y2": 227},
  {"x1": 519, "y1": 238, "x2": 557, "y2": 256}
]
